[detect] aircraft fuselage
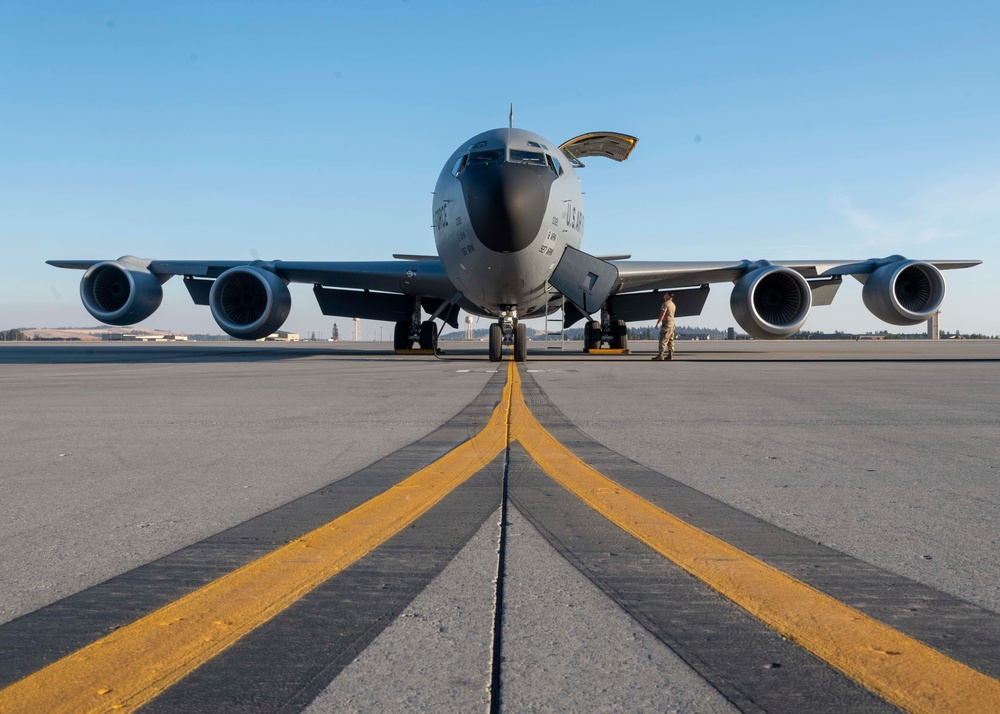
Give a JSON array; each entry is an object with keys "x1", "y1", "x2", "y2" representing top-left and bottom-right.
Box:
[{"x1": 432, "y1": 128, "x2": 584, "y2": 319}]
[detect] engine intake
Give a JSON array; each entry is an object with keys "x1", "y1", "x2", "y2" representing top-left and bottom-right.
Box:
[
  {"x1": 209, "y1": 264, "x2": 291, "y2": 340},
  {"x1": 862, "y1": 260, "x2": 945, "y2": 326},
  {"x1": 80, "y1": 258, "x2": 164, "y2": 326},
  {"x1": 730, "y1": 265, "x2": 812, "y2": 339}
]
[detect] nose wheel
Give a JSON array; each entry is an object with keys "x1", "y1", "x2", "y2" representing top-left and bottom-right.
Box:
[
  {"x1": 514, "y1": 322, "x2": 527, "y2": 362},
  {"x1": 488, "y1": 313, "x2": 528, "y2": 362},
  {"x1": 489, "y1": 324, "x2": 503, "y2": 362}
]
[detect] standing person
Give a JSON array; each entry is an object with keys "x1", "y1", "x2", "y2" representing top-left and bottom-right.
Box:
[{"x1": 652, "y1": 292, "x2": 676, "y2": 360}]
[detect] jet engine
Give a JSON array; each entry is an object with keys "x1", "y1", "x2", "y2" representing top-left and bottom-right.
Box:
[
  {"x1": 80, "y1": 258, "x2": 164, "y2": 326},
  {"x1": 209, "y1": 264, "x2": 292, "y2": 340},
  {"x1": 730, "y1": 265, "x2": 812, "y2": 339},
  {"x1": 862, "y1": 260, "x2": 945, "y2": 326}
]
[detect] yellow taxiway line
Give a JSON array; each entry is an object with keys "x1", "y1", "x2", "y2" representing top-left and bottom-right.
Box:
[
  {"x1": 506, "y1": 364, "x2": 1000, "y2": 714},
  {"x1": 0, "y1": 363, "x2": 515, "y2": 714}
]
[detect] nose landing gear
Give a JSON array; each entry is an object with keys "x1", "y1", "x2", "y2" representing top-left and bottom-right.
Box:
[{"x1": 488, "y1": 308, "x2": 527, "y2": 362}]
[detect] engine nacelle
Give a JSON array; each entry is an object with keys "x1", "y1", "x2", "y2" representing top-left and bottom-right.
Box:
[
  {"x1": 80, "y1": 258, "x2": 163, "y2": 326},
  {"x1": 209, "y1": 264, "x2": 291, "y2": 340},
  {"x1": 862, "y1": 260, "x2": 945, "y2": 326},
  {"x1": 730, "y1": 265, "x2": 812, "y2": 339}
]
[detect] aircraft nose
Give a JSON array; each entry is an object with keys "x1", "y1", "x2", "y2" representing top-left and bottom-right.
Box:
[{"x1": 460, "y1": 162, "x2": 555, "y2": 253}]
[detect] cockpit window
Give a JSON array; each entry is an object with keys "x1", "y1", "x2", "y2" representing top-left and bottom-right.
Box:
[
  {"x1": 469, "y1": 149, "x2": 504, "y2": 165},
  {"x1": 509, "y1": 149, "x2": 546, "y2": 166},
  {"x1": 546, "y1": 154, "x2": 564, "y2": 176},
  {"x1": 452, "y1": 154, "x2": 468, "y2": 176}
]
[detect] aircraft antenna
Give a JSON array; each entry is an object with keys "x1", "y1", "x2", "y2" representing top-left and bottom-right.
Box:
[{"x1": 509, "y1": 103, "x2": 513, "y2": 129}]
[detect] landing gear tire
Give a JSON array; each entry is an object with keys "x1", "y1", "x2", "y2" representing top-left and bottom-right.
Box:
[
  {"x1": 393, "y1": 320, "x2": 411, "y2": 350},
  {"x1": 611, "y1": 319, "x2": 628, "y2": 350},
  {"x1": 419, "y1": 321, "x2": 437, "y2": 351},
  {"x1": 489, "y1": 323, "x2": 502, "y2": 362},
  {"x1": 514, "y1": 322, "x2": 527, "y2": 363},
  {"x1": 585, "y1": 320, "x2": 602, "y2": 351}
]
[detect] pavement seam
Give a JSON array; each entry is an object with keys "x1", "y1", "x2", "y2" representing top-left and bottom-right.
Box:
[{"x1": 488, "y1": 359, "x2": 516, "y2": 713}]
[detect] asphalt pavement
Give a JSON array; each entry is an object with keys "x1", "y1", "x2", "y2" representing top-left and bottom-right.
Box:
[{"x1": 0, "y1": 339, "x2": 997, "y2": 712}]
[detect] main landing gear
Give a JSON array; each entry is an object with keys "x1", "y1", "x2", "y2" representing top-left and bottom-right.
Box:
[
  {"x1": 583, "y1": 311, "x2": 629, "y2": 353},
  {"x1": 393, "y1": 319, "x2": 438, "y2": 350},
  {"x1": 489, "y1": 308, "x2": 527, "y2": 362}
]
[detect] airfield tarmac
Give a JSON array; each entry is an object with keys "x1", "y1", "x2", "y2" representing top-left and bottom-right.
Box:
[{"x1": 0, "y1": 339, "x2": 998, "y2": 712}]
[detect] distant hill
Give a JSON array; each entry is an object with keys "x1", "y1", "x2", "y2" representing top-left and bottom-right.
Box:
[{"x1": 9, "y1": 327, "x2": 231, "y2": 342}]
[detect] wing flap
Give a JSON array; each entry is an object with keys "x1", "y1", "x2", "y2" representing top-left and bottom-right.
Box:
[
  {"x1": 608, "y1": 285, "x2": 711, "y2": 323},
  {"x1": 313, "y1": 286, "x2": 413, "y2": 322}
]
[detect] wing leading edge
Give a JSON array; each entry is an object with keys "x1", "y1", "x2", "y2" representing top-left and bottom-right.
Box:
[{"x1": 47, "y1": 258, "x2": 457, "y2": 299}]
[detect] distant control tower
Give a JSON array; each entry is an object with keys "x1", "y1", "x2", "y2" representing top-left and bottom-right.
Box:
[
  {"x1": 465, "y1": 315, "x2": 474, "y2": 340},
  {"x1": 353, "y1": 317, "x2": 360, "y2": 342},
  {"x1": 927, "y1": 310, "x2": 941, "y2": 340}
]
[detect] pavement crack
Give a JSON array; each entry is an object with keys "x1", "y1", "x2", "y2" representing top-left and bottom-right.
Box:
[{"x1": 487, "y1": 362, "x2": 513, "y2": 713}]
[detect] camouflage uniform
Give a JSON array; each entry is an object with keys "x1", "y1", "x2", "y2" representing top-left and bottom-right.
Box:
[{"x1": 656, "y1": 299, "x2": 676, "y2": 359}]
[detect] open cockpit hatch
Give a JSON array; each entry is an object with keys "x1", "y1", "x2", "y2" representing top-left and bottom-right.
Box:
[{"x1": 558, "y1": 132, "x2": 638, "y2": 168}]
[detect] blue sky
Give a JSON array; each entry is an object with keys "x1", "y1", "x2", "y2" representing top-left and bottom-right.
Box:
[{"x1": 2, "y1": 1, "x2": 998, "y2": 337}]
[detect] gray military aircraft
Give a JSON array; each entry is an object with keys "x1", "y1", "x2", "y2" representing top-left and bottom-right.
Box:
[{"x1": 50, "y1": 126, "x2": 981, "y2": 361}]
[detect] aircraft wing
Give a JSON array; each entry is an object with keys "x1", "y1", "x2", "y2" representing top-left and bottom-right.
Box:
[
  {"x1": 47, "y1": 257, "x2": 463, "y2": 335},
  {"x1": 566, "y1": 254, "x2": 983, "y2": 338},
  {"x1": 608, "y1": 257, "x2": 982, "y2": 293},
  {"x1": 48, "y1": 258, "x2": 457, "y2": 298}
]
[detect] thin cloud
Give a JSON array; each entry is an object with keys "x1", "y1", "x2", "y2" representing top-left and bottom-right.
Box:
[
  {"x1": 833, "y1": 174, "x2": 1000, "y2": 252},
  {"x1": 908, "y1": 177, "x2": 1000, "y2": 227}
]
